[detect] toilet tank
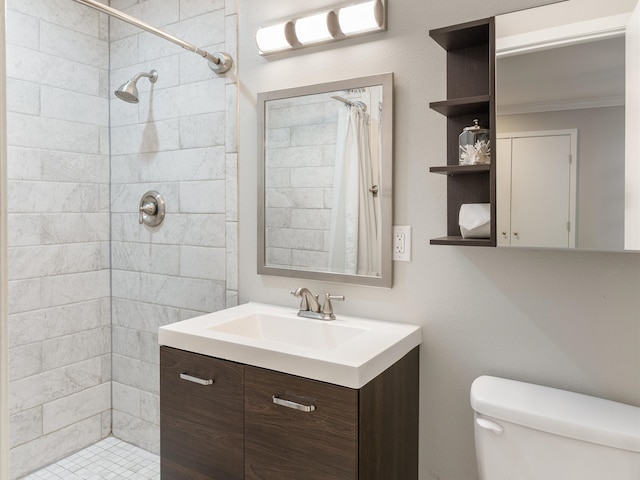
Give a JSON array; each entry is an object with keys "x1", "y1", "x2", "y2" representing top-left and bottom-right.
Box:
[{"x1": 470, "y1": 376, "x2": 640, "y2": 480}]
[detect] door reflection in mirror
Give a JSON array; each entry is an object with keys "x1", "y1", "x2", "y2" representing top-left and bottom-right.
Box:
[{"x1": 495, "y1": 0, "x2": 636, "y2": 251}]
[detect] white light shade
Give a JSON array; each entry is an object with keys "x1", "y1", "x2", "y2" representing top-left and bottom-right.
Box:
[
  {"x1": 256, "y1": 22, "x2": 291, "y2": 54},
  {"x1": 338, "y1": 0, "x2": 383, "y2": 35},
  {"x1": 295, "y1": 12, "x2": 332, "y2": 44}
]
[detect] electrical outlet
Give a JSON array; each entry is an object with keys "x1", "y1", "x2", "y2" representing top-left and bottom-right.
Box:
[{"x1": 393, "y1": 226, "x2": 411, "y2": 261}]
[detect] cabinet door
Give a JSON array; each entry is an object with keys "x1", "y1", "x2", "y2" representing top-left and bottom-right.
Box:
[
  {"x1": 244, "y1": 366, "x2": 358, "y2": 480},
  {"x1": 160, "y1": 346, "x2": 244, "y2": 480}
]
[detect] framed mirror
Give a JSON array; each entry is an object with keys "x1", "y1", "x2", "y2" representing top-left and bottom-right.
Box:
[
  {"x1": 495, "y1": 0, "x2": 640, "y2": 251},
  {"x1": 257, "y1": 73, "x2": 394, "y2": 287}
]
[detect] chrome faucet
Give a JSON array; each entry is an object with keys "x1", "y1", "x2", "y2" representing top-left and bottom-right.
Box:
[{"x1": 291, "y1": 287, "x2": 344, "y2": 320}]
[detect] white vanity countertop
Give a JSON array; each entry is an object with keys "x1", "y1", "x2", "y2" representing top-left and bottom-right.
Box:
[{"x1": 158, "y1": 302, "x2": 422, "y2": 389}]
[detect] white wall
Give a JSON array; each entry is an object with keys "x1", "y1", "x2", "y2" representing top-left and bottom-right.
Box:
[{"x1": 238, "y1": 1, "x2": 640, "y2": 479}]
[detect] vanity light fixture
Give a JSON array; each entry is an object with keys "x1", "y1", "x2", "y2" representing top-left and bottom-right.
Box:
[{"x1": 255, "y1": 0, "x2": 386, "y2": 55}]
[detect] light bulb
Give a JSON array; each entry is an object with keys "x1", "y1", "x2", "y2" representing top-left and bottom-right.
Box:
[
  {"x1": 338, "y1": 0, "x2": 384, "y2": 35},
  {"x1": 256, "y1": 22, "x2": 292, "y2": 54},
  {"x1": 295, "y1": 12, "x2": 332, "y2": 44}
]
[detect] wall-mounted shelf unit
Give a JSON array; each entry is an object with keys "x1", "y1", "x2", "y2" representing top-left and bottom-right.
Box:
[{"x1": 429, "y1": 18, "x2": 496, "y2": 246}]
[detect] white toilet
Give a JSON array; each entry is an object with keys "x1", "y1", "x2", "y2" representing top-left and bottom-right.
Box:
[{"x1": 470, "y1": 375, "x2": 640, "y2": 479}]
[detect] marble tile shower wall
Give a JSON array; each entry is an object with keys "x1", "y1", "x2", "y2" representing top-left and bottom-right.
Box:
[
  {"x1": 5, "y1": 0, "x2": 111, "y2": 478},
  {"x1": 108, "y1": 0, "x2": 238, "y2": 454},
  {"x1": 265, "y1": 96, "x2": 339, "y2": 271}
]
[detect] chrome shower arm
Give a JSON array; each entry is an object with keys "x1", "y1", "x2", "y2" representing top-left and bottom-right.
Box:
[{"x1": 71, "y1": 0, "x2": 233, "y2": 74}]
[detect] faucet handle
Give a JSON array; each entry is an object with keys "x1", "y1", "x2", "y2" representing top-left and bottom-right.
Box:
[
  {"x1": 291, "y1": 289, "x2": 308, "y2": 310},
  {"x1": 322, "y1": 293, "x2": 345, "y2": 317}
]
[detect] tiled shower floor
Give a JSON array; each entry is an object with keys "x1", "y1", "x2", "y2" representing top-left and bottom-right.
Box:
[{"x1": 20, "y1": 437, "x2": 159, "y2": 480}]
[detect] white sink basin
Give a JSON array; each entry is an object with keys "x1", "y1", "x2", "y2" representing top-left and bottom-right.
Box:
[
  {"x1": 159, "y1": 302, "x2": 421, "y2": 389},
  {"x1": 208, "y1": 313, "x2": 367, "y2": 350}
]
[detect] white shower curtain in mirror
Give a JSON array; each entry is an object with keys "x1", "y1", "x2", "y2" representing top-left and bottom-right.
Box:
[{"x1": 329, "y1": 104, "x2": 380, "y2": 276}]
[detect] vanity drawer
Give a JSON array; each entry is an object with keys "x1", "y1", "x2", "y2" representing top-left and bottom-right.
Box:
[
  {"x1": 244, "y1": 365, "x2": 359, "y2": 480},
  {"x1": 160, "y1": 346, "x2": 245, "y2": 480}
]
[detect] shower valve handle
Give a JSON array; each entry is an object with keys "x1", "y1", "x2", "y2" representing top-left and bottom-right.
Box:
[
  {"x1": 138, "y1": 190, "x2": 166, "y2": 227},
  {"x1": 139, "y1": 202, "x2": 157, "y2": 224}
]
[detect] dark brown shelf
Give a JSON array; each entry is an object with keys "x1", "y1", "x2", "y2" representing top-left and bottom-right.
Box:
[
  {"x1": 429, "y1": 16, "x2": 496, "y2": 247},
  {"x1": 429, "y1": 18, "x2": 492, "y2": 51},
  {"x1": 430, "y1": 164, "x2": 490, "y2": 175},
  {"x1": 430, "y1": 236, "x2": 495, "y2": 247},
  {"x1": 429, "y1": 95, "x2": 490, "y2": 116}
]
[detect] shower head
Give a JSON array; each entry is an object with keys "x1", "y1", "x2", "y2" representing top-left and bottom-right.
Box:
[{"x1": 114, "y1": 70, "x2": 158, "y2": 104}]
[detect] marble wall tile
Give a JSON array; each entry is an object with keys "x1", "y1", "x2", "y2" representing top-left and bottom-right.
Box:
[
  {"x1": 42, "y1": 383, "x2": 110, "y2": 434},
  {"x1": 266, "y1": 145, "x2": 325, "y2": 168},
  {"x1": 41, "y1": 327, "x2": 110, "y2": 371},
  {"x1": 8, "y1": 181, "x2": 105, "y2": 214},
  {"x1": 112, "y1": 381, "x2": 141, "y2": 418},
  {"x1": 8, "y1": 113, "x2": 101, "y2": 154},
  {"x1": 9, "y1": 416, "x2": 102, "y2": 480},
  {"x1": 7, "y1": 45, "x2": 100, "y2": 96},
  {"x1": 8, "y1": 299, "x2": 110, "y2": 349},
  {"x1": 39, "y1": 21, "x2": 109, "y2": 69},
  {"x1": 5, "y1": 10, "x2": 39, "y2": 50},
  {"x1": 181, "y1": 0, "x2": 225, "y2": 19},
  {"x1": 112, "y1": 354, "x2": 159, "y2": 394},
  {"x1": 291, "y1": 250, "x2": 330, "y2": 270},
  {"x1": 41, "y1": 86, "x2": 109, "y2": 127},
  {"x1": 9, "y1": 343, "x2": 42, "y2": 381},
  {"x1": 179, "y1": 112, "x2": 225, "y2": 148},
  {"x1": 112, "y1": 326, "x2": 158, "y2": 364},
  {"x1": 140, "y1": 391, "x2": 159, "y2": 425},
  {"x1": 266, "y1": 187, "x2": 325, "y2": 209},
  {"x1": 226, "y1": 153, "x2": 238, "y2": 221},
  {"x1": 180, "y1": 246, "x2": 226, "y2": 281},
  {"x1": 40, "y1": 270, "x2": 110, "y2": 310},
  {"x1": 291, "y1": 123, "x2": 337, "y2": 147},
  {"x1": 111, "y1": 297, "x2": 184, "y2": 332},
  {"x1": 5, "y1": 147, "x2": 109, "y2": 183},
  {"x1": 9, "y1": 407, "x2": 42, "y2": 449},
  {"x1": 111, "y1": 182, "x2": 179, "y2": 213},
  {"x1": 267, "y1": 228, "x2": 325, "y2": 251},
  {"x1": 138, "y1": 79, "x2": 226, "y2": 121},
  {"x1": 111, "y1": 147, "x2": 226, "y2": 183},
  {"x1": 110, "y1": 118, "x2": 180, "y2": 155},
  {"x1": 110, "y1": 35, "x2": 140, "y2": 71},
  {"x1": 179, "y1": 180, "x2": 225, "y2": 213},
  {"x1": 290, "y1": 166, "x2": 334, "y2": 188},
  {"x1": 9, "y1": 357, "x2": 103, "y2": 415},
  {"x1": 139, "y1": 273, "x2": 226, "y2": 312},
  {"x1": 111, "y1": 241, "x2": 180, "y2": 275},
  {"x1": 6, "y1": 79, "x2": 40, "y2": 116},
  {"x1": 226, "y1": 221, "x2": 238, "y2": 291},
  {"x1": 112, "y1": 410, "x2": 159, "y2": 455},
  {"x1": 8, "y1": 243, "x2": 107, "y2": 280},
  {"x1": 291, "y1": 208, "x2": 331, "y2": 230},
  {"x1": 40, "y1": 213, "x2": 110, "y2": 245},
  {"x1": 110, "y1": 0, "x2": 180, "y2": 41},
  {"x1": 7, "y1": 0, "x2": 101, "y2": 37}
]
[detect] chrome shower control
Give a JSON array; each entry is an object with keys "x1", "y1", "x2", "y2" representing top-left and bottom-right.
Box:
[{"x1": 139, "y1": 190, "x2": 165, "y2": 227}]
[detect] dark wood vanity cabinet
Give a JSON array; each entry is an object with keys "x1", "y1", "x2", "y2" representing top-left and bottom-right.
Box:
[
  {"x1": 160, "y1": 346, "x2": 419, "y2": 480},
  {"x1": 160, "y1": 346, "x2": 245, "y2": 479},
  {"x1": 429, "y1": 18, "x2": 497, "y2": 246}
]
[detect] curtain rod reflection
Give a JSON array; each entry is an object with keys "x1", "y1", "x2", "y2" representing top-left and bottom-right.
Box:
[{"x1": 331, "y1": 95, "x2": 368, "y2": 112}]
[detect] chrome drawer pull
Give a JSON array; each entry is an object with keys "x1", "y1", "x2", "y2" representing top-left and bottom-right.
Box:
[
  {"x1": 272, "y1": 395, "x2": 315, "y2": 412},
  {"x1": 180, "y1": 373, "x2": 214, "y2": 386}
]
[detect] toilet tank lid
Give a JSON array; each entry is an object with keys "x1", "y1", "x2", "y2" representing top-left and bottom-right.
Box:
[{"x1": 470, "y1": 376, "x2": 640, "y2": 453}]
